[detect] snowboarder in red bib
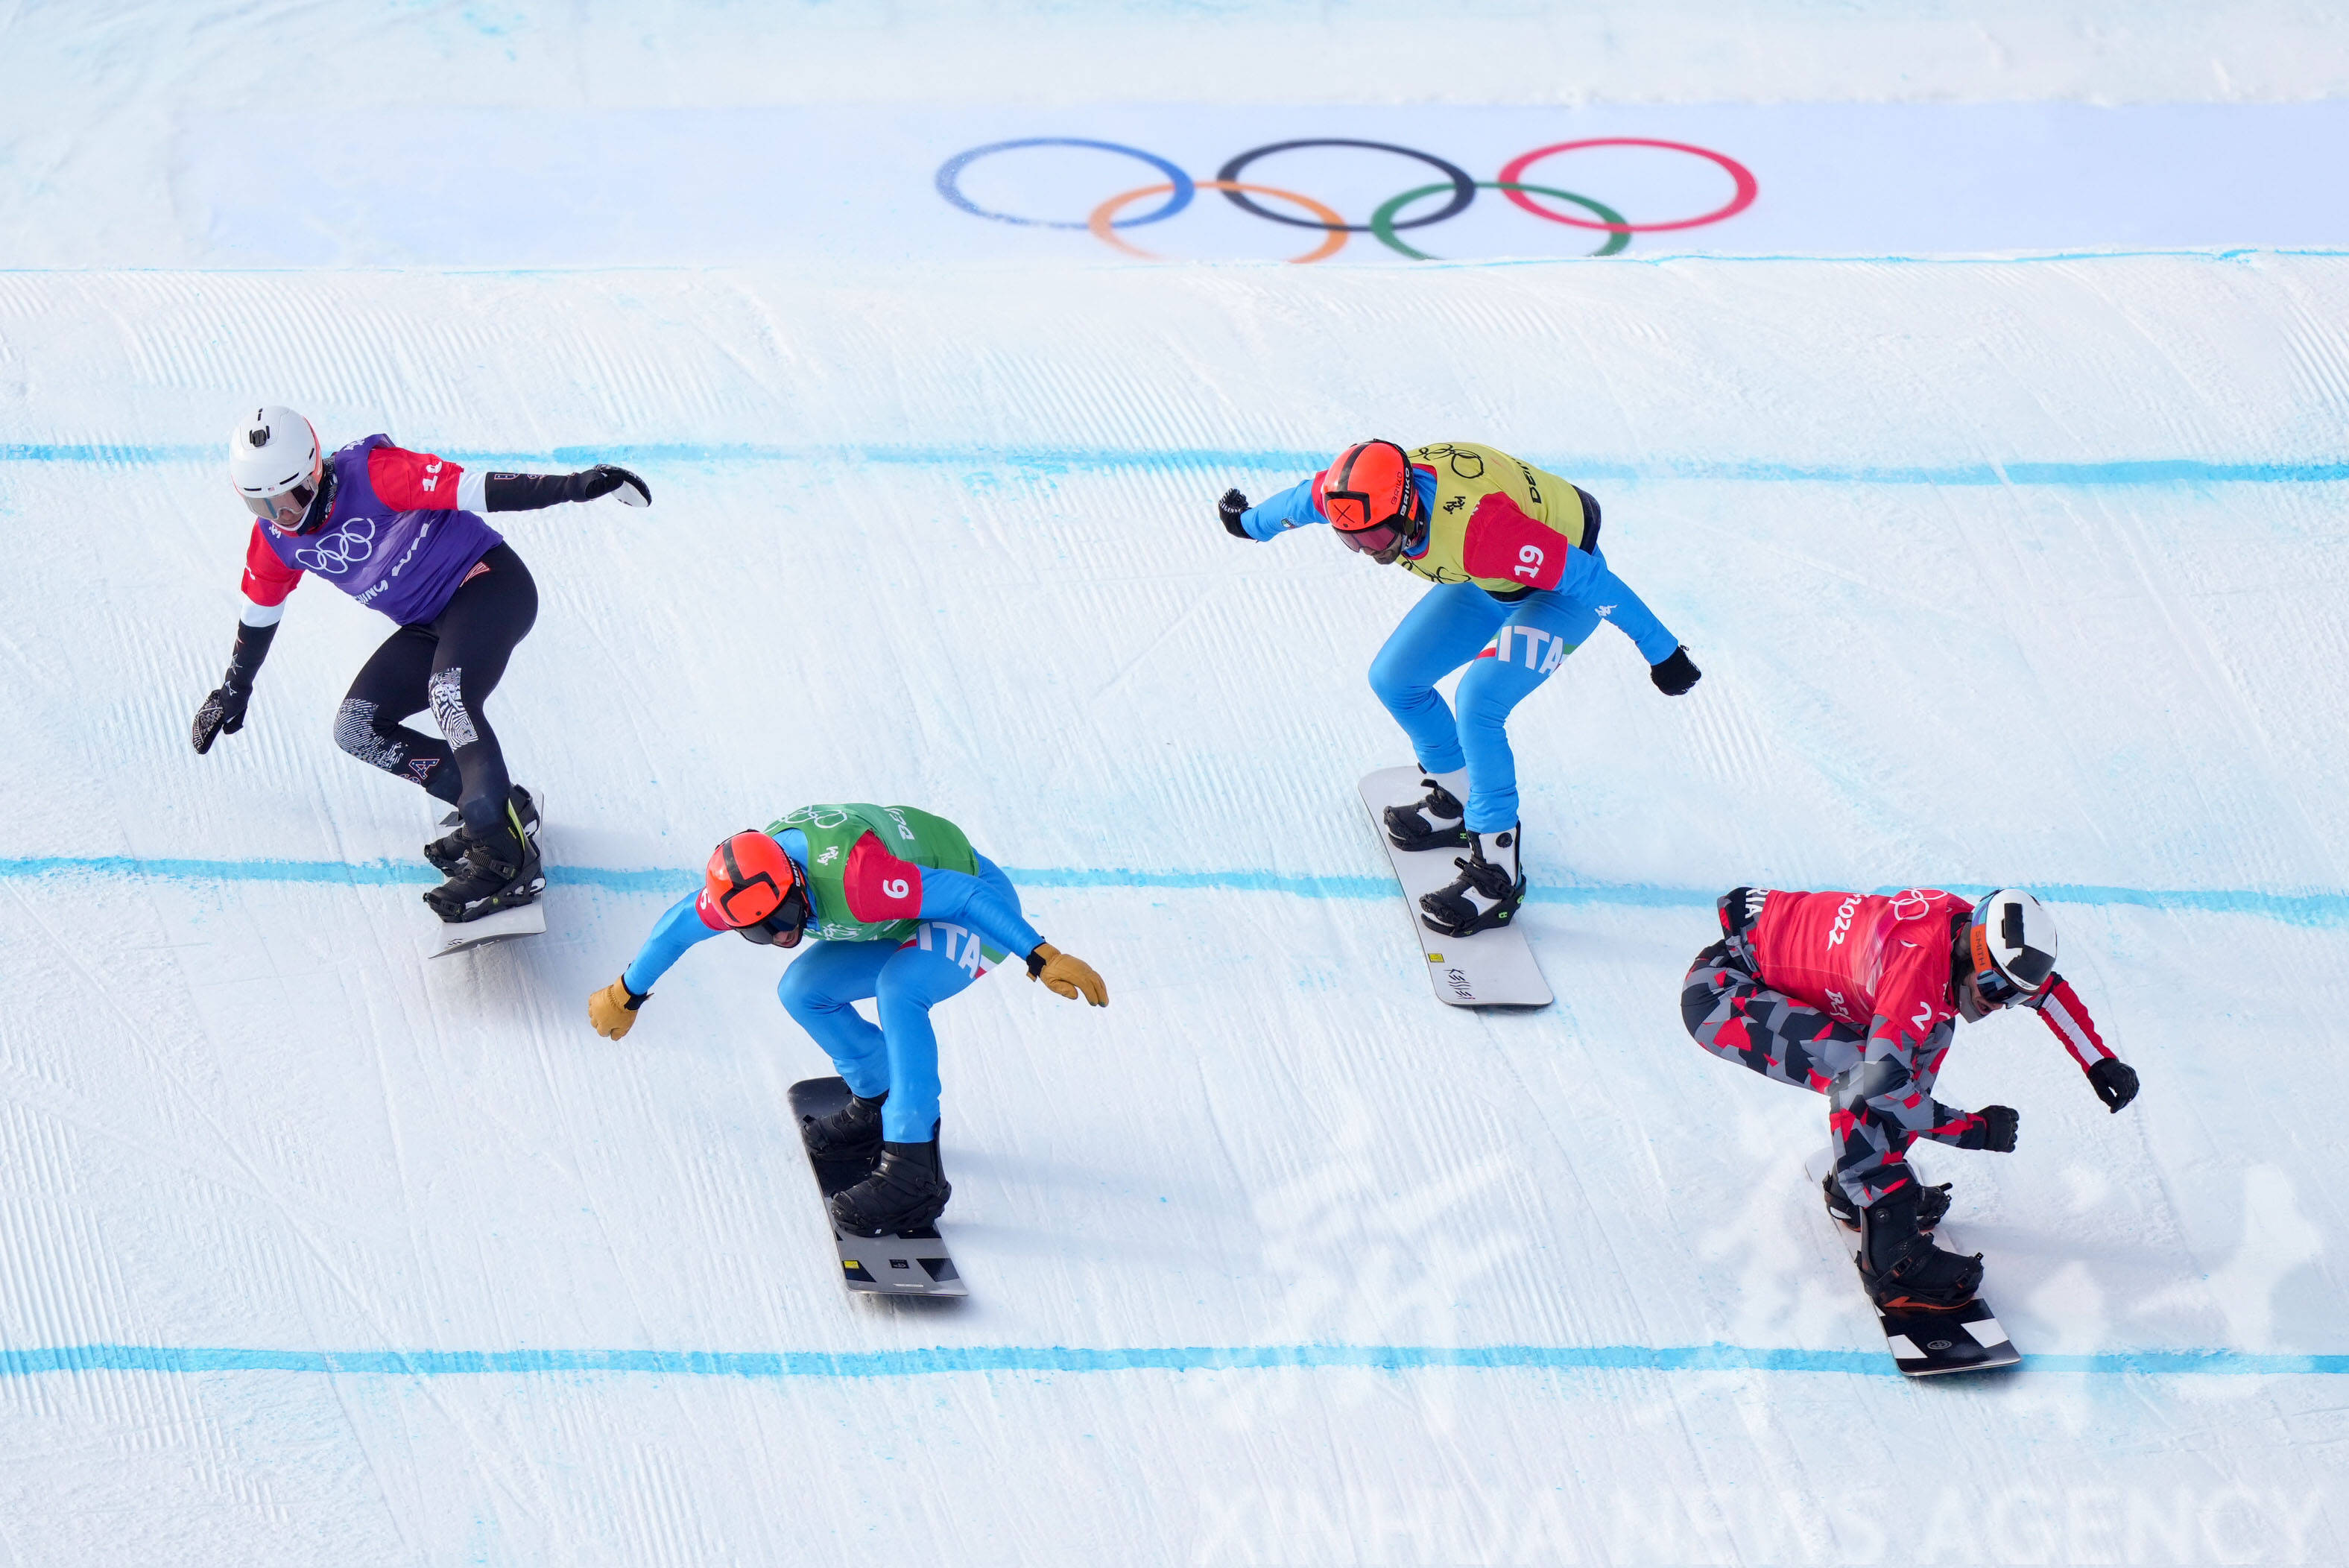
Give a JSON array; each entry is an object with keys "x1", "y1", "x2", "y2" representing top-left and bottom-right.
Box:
[
  {"x1": 1220, "y1": 440, "x2": 1699, "y2": 937},
  {"x1": 584, "y1": 804, "x2": 1108, "y2": 1236},
  {"x1": 190, "y1": 405, "x2": 648, "y2": 922},
  {"x1": 1683, "y1": 887, "x2": 2139, "y2": 1309}
]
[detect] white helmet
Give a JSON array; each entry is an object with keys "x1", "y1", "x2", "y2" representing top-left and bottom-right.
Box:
[
  {"x1": 229, "y1": 405, "x2": 323, "y2": 531},
  {"x1": 1965, "y1": 888, "x2": 2058, "y2": 1004}
]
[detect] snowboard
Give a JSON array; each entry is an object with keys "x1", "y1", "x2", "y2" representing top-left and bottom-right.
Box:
[
  {"x1": 1357, "y1": 766, "x2": 1552, "y2": 1008},
  {"x1": 786, "y1": 1077, "x2": 967, "y2": 1298},
  {"x1": 423, "y1": 794, "x2": 548, "y2": 960},
  {"x1": 1802, "y1": 1149, "x2": 2020, "y2": 1376}
]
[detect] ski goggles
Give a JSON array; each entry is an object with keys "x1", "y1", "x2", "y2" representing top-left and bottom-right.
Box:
[
  {"x1": 240, "y1": 481, "x2": 318, "y2": 531},
  {"x1": 737, "y1": 885, "x2": 811, "y2": 947},
  {"x1": 1331, "y1": 513, "x2": 1415, "y2": 557}
]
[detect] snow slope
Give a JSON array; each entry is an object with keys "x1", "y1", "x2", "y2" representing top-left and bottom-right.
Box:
[
  {"x1": 4, "y1": 3, "x2": 2349, "y2": 1565},
  {"x1": 4, "y1": 253, "x2": 2346, "y2": 1566}
]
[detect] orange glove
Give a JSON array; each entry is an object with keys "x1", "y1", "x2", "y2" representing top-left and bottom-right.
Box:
[
  {"x1": 589, "y1": 976, "x2": 649, "y2": 1040},
  {"x1": 1025, "y1": 943, "x2": 1107, "y2": 1007}
]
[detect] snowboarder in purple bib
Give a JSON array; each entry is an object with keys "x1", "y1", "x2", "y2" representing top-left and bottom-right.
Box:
[
  {"x1": 1220, "y1": 440, "x2": 1701, "y2": 937},
  {"x1": 586, "y1": 805, "x2": 1109, "y2": 1237},
  {"x1": 191, "y1": 405, "x2": 649, "y2": 923}
]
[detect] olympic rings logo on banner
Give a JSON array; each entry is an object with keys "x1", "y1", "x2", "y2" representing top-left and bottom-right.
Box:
[
  {"x1": 294, "y1": 515, "x2": 378, "y2": 574},
  {"x1": 934, "y1": 136, "x2": 1757, "y2": 263}
]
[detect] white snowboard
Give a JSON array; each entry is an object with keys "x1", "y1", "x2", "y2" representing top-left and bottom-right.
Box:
[
  {"x1": 423, "y1": 792, "x2": 548, "y2": 960},
  {"x1": 1357, "y1": 766, "x2": 1553, "y2": 1008}
]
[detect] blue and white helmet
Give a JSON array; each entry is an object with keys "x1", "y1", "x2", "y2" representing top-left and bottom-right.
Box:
[{"x1": 1966, "y1": 888, "x2": 2058, "y2": 1004}]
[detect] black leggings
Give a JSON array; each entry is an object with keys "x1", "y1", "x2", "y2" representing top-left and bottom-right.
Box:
[{"x1": 335, "y1": 544, "x2": 539, "y2": 836}]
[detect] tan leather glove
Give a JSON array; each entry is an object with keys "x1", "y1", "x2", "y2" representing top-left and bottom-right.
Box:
[
  {"x1": 589, "y1": 976, "x2": 650, "y2": 1039},
  {"x1": 1026, "y1": 943, "x2": 1107, "y2": 1007}
]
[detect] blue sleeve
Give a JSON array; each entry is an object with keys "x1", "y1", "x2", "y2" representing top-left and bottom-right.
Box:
[
  {"x1": 1239, "y1": 477, "x2": 1324, "y2": 541},
  {"x1": 917, "y1": 855, "x2": 1044, "y2": 958},
  {"x1": 623, "y1": 891, "x2": 724, "y2": 993},
  {"x1": 1552, "y1": 546, "x2": 1681, "y2": 665}
]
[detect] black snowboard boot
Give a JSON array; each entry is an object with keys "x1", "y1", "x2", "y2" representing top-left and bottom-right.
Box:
[
  {"x1": 1419, "y1": 824, "x2": 1526, "y2": 938},
  {"x1": 1824, "y1": 1171, "x2": 1949, "y2": 1233},
  {"x1": 427, "y1": 784, "x2": 539, "y2": 875},
  {"x1": 1383, "y1": 773, "x2": 1470, "y2": 852},
  {"x1": 1856, "y1": 1184, "x2": 1984, "y2": 1311},
  {"x1": 422, "y1": 799, "x2": 544, "y2": 923},
  {"x1": 801, "y1": 1090, "x2": 888, "y2": 1166},
  {"x1": 829, "y1": 1128, "x2": 951, "y2": 1237}
]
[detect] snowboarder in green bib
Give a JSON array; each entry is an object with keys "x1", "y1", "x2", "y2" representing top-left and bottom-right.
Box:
[{"x1": 587, "y1": 803, "x2": 1108, "y2": 1236}]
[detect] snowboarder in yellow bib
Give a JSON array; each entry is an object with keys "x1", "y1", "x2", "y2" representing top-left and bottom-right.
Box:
[
  {"x1": 1220, "y1": 440, "x2": 1701, "y2": 936},
  {"x1": 587, "y1": 804, "x2": 1107, "y2": 1236}
]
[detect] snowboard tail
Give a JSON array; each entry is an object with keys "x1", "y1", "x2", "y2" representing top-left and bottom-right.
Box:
[
  {"x1": 1357, "y1": 766, "x2": 1552, "y2": 1008},
  {"x1": 787, "y1": 1077, "x2": 967, "y2": 1297},
  {"x1": 1803, "y1": 1150, "x2": 2019, "y2": 1376}
]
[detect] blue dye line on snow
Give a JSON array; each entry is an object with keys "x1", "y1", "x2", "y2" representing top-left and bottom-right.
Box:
[
  {"x1": 1, "y1": 1342, "x2": 2342, "y2": 1380},
  {"x1": 4, "y1": 442, "x2": 2348, "y2": 487},
  {"x1": 4, "y1": 855, "x2": 2347, "y2": 928}
]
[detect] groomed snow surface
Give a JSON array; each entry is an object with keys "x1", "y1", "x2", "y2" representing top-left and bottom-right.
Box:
[{"x1": 1, "y1": 254, "x2": 2343, "y2": 1564}]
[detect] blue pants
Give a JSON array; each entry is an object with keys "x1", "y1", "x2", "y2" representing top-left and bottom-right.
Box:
[
  {"x1": 1367, "y1": 577, "x2": 1601, "y2": 833},
  {"x1": 776, "y1": 881, "x2": 1017, "y2": 1142}
]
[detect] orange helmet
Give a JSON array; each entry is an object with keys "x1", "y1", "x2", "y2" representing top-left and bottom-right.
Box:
[
  {"x1": 1316, "y1": 440, "x2": 1418, "y2": 535},
  {"x1": 702, "y1": 830, "x2": 807, "y2": 943}
]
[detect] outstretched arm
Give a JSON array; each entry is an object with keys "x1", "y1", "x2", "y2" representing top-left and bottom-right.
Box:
[
  {"x1": 194, "y1": 527, "x2": 302, "y2": 753},
  {"x1": 917, "y1": 860, "x2": 1044, "y2": 959},
  {"x1": 623, "y1": 891, "x2": 725, "y2": 994},
  {"x1": 369, "y1": 445, "x2": 651, "y2": 513},
  {"x1": 590, "y1": 891, "x2": 724, "y2": 1037},
  {"x1": 1549, "y1": 547, "x2": 1683, "y2": 666},
  {"x1": 2026, "y1": 975, "x2": 2139, "y2": 1110},
  {"x1": 1227, "y1": 476, "x2": 1324, "y2": 541}
]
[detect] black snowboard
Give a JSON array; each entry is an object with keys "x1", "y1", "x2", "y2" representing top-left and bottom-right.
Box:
[
  {"x1": 787, "y1": 1077, "x2": 967, "y2": 1297},
  {"x1": 1803, "y1": 1150, "x2": 2019, "y2": 1376}
]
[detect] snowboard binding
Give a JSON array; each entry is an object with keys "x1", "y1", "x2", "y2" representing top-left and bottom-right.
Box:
[
  {"x1": 1856, "y1": 1183, "x2": 1984, "y2": 1312},
  {"x1": 426, "y1": 784, "x2": 540, "y2": 876},
  {"x1": 1824, "y1": 1170, "x2": 1950, "y2": 1234},
  {"x1": 829, "y1": 1131, "x2": 951, "y2": 1238},
  {"x1": 801, "y1": 1090, "x2": 888, "y2": 1167},
  {"x1": 1419, "y1": 826, "x2": 1525, "y2": 938},
  {"x1": 1383, "y1": 776, "x2": 1470, "y2": 853},
  {"x1": 424, "y1": 794, "x2": 545, "y2": 923}
]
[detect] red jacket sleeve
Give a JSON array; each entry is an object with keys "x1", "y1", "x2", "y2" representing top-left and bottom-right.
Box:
[
  {"x1": 240, "y1": 522, "x2": 303, "y2": 606},
  {"x1": 2029, "y1": 976, "x2": 2112, "y2": 1072},
  {"x1": 367, "y1": 445, "x2": 466, "y2": 510}
]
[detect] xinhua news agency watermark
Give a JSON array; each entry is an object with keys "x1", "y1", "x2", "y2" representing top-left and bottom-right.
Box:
[{"x1": 1192, "y1": 1482, "x2": 2334, "y2": 1565}]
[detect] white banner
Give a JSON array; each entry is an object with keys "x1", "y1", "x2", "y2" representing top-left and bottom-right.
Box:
[{"x1": 181, "y1": 102, "x2": 2349, "y2": 268}]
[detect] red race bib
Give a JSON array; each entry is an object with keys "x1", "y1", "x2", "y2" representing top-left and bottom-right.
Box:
[
  {"x1": 843, "y1": 832, "x2": 924, "y2": 922},
  {"x1": 1459, "y1": 493, "x2": 1572, "y2": 590}
]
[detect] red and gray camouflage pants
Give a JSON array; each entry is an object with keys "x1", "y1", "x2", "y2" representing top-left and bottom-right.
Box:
[{"x1": 1681, "y1": 938, "x2": 1970, "y2": 1211}]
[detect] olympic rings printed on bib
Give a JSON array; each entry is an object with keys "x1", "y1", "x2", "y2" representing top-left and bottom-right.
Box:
[
  {"x1": 294, "y1": 515, "x2": 378, "y2": 574},
  {"x1": 935, "y1": 136, "x2": 1755, "y2": 262}
]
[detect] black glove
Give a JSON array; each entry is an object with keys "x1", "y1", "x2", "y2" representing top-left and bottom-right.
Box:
[
  {"x1": 486, "y1": 466, "x2": 653, "y2": 512},
  {"x1": 192, "y1": 616, "x2": 278, "y2": 754},
  {"x1": 1959, "y1": 1104, "x2": 2020, "y2": 1153},
  {"x1": 1218, "y1": 488, "x2": 1252, "y2": 540},
  {"x1": 566, "y1": 464, "x2": 651, "y2": 506},
  {"x1": 2087, "y1": 1057, "x2": 2140, "y2": 1113},
  {"x1": 1649, "y1": 645, "x2": 1701, "y2": 695},
  {"x1": 191, "y1": 683, "x2": 250, "y2": 753}
]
